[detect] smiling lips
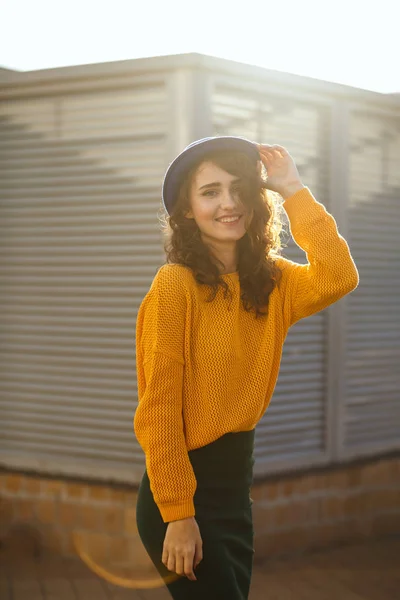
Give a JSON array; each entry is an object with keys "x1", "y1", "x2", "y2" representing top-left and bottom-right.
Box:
[{"x1": 216, "y1": 215, "x2": 242, "y2": 224}]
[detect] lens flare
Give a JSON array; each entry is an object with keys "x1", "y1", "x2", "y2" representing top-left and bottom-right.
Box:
[{"x1": 72, "y1": 531, "x2": 181, "y2": 589}]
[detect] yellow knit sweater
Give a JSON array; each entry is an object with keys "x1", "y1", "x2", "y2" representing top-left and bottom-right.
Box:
[{"x1": 134, "y1": 186, "x2": 359, "y2": 523}]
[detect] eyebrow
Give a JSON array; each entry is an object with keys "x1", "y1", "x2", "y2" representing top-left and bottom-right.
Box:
[{"x1": 198, "y1": 178, "x2": 240, "y2": 191}]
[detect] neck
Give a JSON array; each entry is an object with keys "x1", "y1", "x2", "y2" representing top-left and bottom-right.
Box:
[{"x1": 204, "y1": 239, "x2": 238, "y2": 276}]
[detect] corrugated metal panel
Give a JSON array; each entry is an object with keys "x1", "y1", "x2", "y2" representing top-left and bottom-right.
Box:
[
  {"x1": 2, "y1": 57, "x2": 398, "y2": 485},
  {"x1": 0, "y1": 81, "x2": 168, "y2": 483},
  {"x1": 212, "y1": 83, "x2": 332, "y2": 473},
  {"x1": 342, "y1": 111, "x2": 400, "y2": 457}
]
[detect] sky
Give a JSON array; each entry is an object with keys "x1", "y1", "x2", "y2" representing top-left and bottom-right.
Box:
[{"x1": 1, "y1": 0, "x2": 399, "y2": 94}]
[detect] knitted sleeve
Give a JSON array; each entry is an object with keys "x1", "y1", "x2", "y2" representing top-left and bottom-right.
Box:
[
  {"x1": 134, "y1": 265, "x2": 197, "y2": 522},
  {"x1": 275, "y1": 186, "x2": 359, "y2": 329}
]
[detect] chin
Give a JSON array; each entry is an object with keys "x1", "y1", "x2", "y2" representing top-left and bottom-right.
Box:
[{"x1": 204, "y1": 228, "x2": 247, "y2": 243}]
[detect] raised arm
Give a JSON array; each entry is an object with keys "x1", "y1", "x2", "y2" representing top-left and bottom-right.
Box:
[
  {"x1": 275, "y1": 186, "x2": 359, "y2": 328},
  {"x1": 257, "y1": 143, "x2": 358, "y2": 329}
]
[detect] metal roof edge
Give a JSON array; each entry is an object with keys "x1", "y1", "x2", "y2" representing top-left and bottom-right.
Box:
[{"x1": 0, "y1": 52, "x2": 398, "y2": 108}]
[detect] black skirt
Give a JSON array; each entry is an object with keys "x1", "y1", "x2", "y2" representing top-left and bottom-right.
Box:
[{"x1": 136, "y1": 429, "x2": 255, "y2": 599}]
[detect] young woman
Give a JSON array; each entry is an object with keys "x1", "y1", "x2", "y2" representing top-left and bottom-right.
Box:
[{"x1": 133, "y1": 136, "x2": 359, "y2": 599}]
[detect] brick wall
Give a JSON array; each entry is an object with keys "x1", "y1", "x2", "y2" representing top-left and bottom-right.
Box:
[
  {"x1": 251, "y1": 456, "x2": 399, "y2": 560},
  {"x1": 1, "y1": 456, "x2": 399, "y2": 568}
]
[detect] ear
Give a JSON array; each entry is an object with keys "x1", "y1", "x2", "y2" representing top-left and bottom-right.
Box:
[{"x1": 184, "y1": 210, "x2": 194, "y2": 219}]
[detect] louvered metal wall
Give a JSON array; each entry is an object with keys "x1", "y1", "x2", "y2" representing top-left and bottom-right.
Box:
[
  {"x1": 1, "y1": 56, "x2": 399, "y2": 484},
  {"x1": 211, "y1": 81, "x2": 332, "y2": 474},
  {"x1": 341, "y1": 110, "x2": 400, "y2": 457},
  {"x1": 0, "y1": 76, "x2": 169, "y2": 483}
]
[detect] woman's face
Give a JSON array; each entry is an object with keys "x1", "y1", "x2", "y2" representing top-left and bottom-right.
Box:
[{"x1": 184, "y1": 161, "x2": 252, "y2": 245}]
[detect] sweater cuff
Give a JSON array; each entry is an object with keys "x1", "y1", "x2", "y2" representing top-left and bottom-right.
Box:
[
  {"x1": 159, "y1": 498, "x2": 196, "y2": 523},
  {"x1": 282, "y1": 185, "x2": 314, "y2": 210},
  {"x1": 282, "y1": 186, "x2": 328, "y2": 227}
]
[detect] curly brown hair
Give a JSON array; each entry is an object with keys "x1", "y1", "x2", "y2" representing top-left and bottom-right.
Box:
[{"x1": 159, "y1": 149, "x2": 286, "y2": 319}]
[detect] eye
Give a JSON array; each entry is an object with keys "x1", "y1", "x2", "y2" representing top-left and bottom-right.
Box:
[{"x1": 202, "y1": 190, "x2": 218, "y2": 197}]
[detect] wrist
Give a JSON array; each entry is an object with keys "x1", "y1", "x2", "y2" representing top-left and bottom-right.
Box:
[{"x1": 280, "y1": 181, "x2": 305, "y2": 199}]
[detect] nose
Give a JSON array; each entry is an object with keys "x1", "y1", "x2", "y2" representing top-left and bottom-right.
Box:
[{"x1": 220, "y1": 188, "x2": 239, "y2": 209}]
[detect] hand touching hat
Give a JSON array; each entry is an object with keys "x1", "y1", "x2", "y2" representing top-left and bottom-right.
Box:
[{"x1": 257, "y1": 144, "x2": 304, "y2": 199}]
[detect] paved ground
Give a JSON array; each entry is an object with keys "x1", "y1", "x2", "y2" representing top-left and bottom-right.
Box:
[{"x1": 1, "y1": 536, "x2": 399, "y2": 599}]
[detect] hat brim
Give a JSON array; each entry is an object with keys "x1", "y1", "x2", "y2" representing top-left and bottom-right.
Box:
[{"x1": 162, "y1": 136, "x2": 260, "y2": 215}]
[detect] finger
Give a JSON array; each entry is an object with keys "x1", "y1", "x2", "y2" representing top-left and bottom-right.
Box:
[
  {"x1": 261, "y1": 143, "x2": 285, "y2": 150},
  {"x1": 259, "y1": 151, "x2": 273, "y2": 167},
  {"x1": 175, "y1": 554, "x2": 184, "y2": 577},
  {"x1": 166, "y1": 553, "x2": 176, "y2": 573},
  {"x1": 184, "y1": 552, "x2": 197, "y2": 581},
  {"x1": 258, "y1": 148, "x2": 272, "y2": 161},
  {"x1": 258, "y1": 145, "x2": 274, "y2": 155},
  {"x1": 262, "y1": 148, "x2": 283, "y2": 160},
  {"x1": 162, "y1": 548, "x2": 169, "y2": 567},
  {"x1": 266, "y1": 146, "x2": 283, "y2": 156},
  {"x1": 259, "y1": 143, "x2": 286, "y2": 157},
  {"x1": 194, "y1": 544, "x2": 203, "y2": 568},
  {"x1": 257, "y1": 145, "x2": 272, "y2": 155},
  {"x1": 271, "y1": 145, "x2": 288, "y2": 158},
  {"x1": 271, "y1": 144, "x2": 287, "y2": 152}
]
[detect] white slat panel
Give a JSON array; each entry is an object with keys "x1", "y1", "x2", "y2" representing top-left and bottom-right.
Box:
[
  {"x1": 342, "y1": 111, "x2": 400, "y2": 456},
  {"x1": 212, "y1": 82, "x2": 330, "y2": 472},
  {"x1": 0, "y1": 80, "x2": 168, "y2": 482}
]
